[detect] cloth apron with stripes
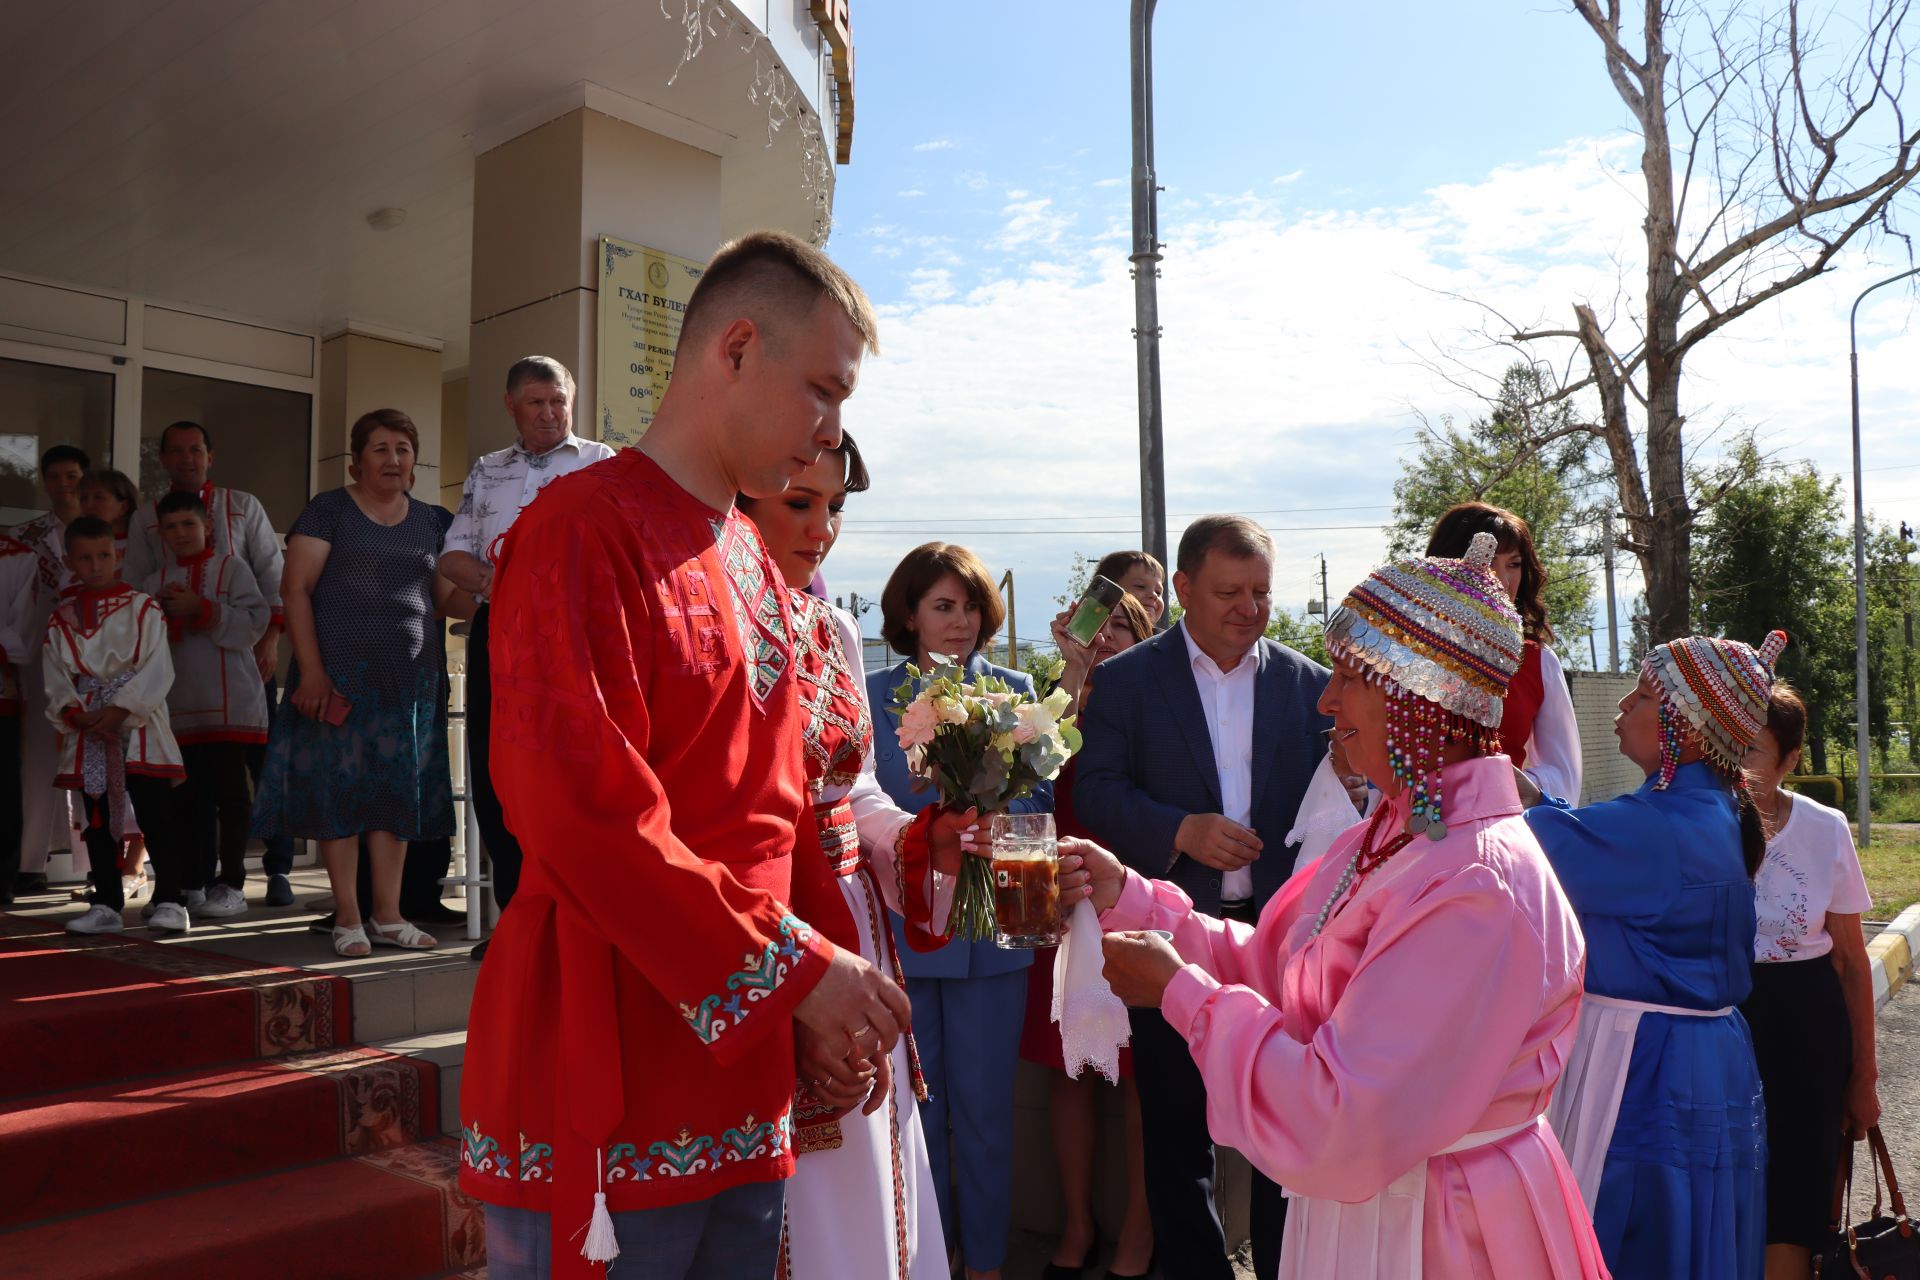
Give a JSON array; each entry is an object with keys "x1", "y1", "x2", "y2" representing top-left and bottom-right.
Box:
[
  {"x1": 1278, "y1": 1114, "x2": 1546, "y2": 1279},
  {"x1": 1544, "y1": 992, "x2": 1735, "y2": 1212}
]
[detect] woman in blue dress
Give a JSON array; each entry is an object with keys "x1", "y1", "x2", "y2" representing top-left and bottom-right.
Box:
[
  {"x1": 1520, "y1": 631, "x2": 1783, "y2": 1280},
  {"x1": 251, "y1": 409, "x2": 457, "y2": 958},
  {"x1": 866, "y1": 541, "x2": 1051, "y2": 1280}
]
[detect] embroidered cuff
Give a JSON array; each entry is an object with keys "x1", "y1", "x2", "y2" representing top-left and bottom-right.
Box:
[
  {"x1": 1159, "y1": 964, "x2": 1222, "y2": 1042},
  {"x1": 268, "y1": 608, "x2": 285, "y2": 629}
]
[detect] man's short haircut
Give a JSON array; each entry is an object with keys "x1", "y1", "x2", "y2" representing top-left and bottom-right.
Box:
[
  {"x1": 64, "y1": 515, "x2": 115, "y2": 546},
  {"x1": 879, "y1": 542, "x2": 1005, "y2": 657},
  {"x1": 1176, "y1": 515, "x2": 1274, "y2": 579},
  {"x1": 678, "y1": 230, "x2": 879, "y2": 359},
  {"x1": 505, "y1": 356, "x2": 575, "y2": 396},
  {"x1": 156, "y1": 490, "x2": 211, "y2": 521},
  {"x1": 160, "y1": 421, "x2": 212, "y2": 451},
  {"x1": 40, "y1": 444, "x2": 90, "y2": 475}
]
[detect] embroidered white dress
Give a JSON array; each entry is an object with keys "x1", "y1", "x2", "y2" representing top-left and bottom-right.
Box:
[{"x1": 781, "y1": 597, "x2": 950, "y2": 1280}]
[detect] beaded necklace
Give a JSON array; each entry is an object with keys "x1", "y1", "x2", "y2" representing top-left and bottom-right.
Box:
[{"x1": 1309, "y1": 802, "x2": 1418, "y2": 937}]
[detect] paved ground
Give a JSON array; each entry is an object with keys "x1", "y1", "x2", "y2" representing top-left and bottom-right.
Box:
[{"x1": 1867, "y1": 976, "x2": 1920, "y2": 1197}]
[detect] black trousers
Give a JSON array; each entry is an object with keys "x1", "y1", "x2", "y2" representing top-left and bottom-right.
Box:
[
  {"x1": 253, "y1": 675, "x2": 296, "y2": 877},
  {"x1": 353, "y1": 833, "x2": 453, "y2": 916},
  {"x1": 465, "y1": 606, "x2": 523, "y2": 909},
  {"x1": 177, "y1": 742, "x2": 252, "y2": 892},
  {"x1": 1132, "y1": 903, "x2": 1286, "y2": 1280},
  {"x1": 84, "y1": 776, "x2": 180, "y2": 911},
  {"x1": 0, "y1": 713, "x2": 21, "y2": 897}
]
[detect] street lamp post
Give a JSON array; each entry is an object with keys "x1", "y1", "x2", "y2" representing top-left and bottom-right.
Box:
[
  {"x1": 1847, "y1": 264, "x2": 1920, "y2": 848},
  {"x1": 1129, "y1": 0, "x2": 1168, "y2": 574}
]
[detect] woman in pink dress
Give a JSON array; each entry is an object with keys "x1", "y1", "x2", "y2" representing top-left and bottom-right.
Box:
[{"x1": 1072, "y1": 533, "x2": 1609, "y2": 1279}]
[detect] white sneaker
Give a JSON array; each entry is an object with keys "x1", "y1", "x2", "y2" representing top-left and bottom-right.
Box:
[
  {"x1": 196, "y1": 884, "x2": 247, "y2": 919},
  {"x1": 66, "y1": 904, "x2": 125, "y2": 934},
  {"x1": 149, "y1": 901, "x2": 191, "y2": 933},
  {"x1": 185, "y1": 887, "x2": 206, "y2": 909}
]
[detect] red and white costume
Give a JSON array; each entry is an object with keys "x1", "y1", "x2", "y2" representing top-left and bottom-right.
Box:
[
  {"x1": 0, "y1": 534, "x2": 39, "y2": 715},
  {"x1": 42, "y1": 586, "x2": 184, "y2": 790},
  {"x1": 125, "y1": 484, "x2": 284, "y2": 629},
  {"x1": 140, "y1": 549, "x2": 270, "y2": 744},
  {"x1": 458, "y1": 450, "x2": 833, "y2": 1278},
  {"x1": 781, "y1": 591, "x2": 952, "y2": 1280}
]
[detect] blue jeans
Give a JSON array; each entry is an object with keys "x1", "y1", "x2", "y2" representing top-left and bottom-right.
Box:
[{"x1": 483, "y1": 1180, "x2": 784, "y2": 1280}]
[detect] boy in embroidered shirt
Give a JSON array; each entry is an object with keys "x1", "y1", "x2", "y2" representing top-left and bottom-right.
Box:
[
  {"x1": 46, "y1": 517, "x2": 186, "y2": 935},
  {"x1": 145, "y1": 490, "x2": 270, "y2": 921}
]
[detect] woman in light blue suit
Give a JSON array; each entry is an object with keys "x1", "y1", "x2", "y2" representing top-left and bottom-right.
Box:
[{"x1": 867, "y1": 541, "x2": 1052, "y2": 1280}]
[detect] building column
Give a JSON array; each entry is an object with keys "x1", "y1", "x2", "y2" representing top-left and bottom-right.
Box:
[
  {"x1": 316, "y1": 330, "x2": 445, "y2": 495},
  {"x1": 465, "y1": 106, "x2": 722, "y2": 462}
]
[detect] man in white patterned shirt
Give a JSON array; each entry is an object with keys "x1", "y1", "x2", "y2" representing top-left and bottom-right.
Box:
[{"x1": 439, "y1": 357, "x2": 614, "y2": 946}]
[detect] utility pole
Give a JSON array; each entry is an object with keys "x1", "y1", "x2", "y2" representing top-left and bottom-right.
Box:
[
  {"x1": 1847, "y1": 266, "x2": 1920, "y2": 846},
  {"x1": 1602, "y1": 509, "x2": 1619, "y2": 673},
  {"x1": 1319, "y1": 554, "x2": 1330, "y2": 619},
  {"x1": 1129, "y1": 0, "x2": 1168, "y2": 574}
]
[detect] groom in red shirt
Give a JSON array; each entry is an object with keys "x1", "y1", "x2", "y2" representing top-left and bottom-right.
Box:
[{"x1": 461, "y1": 231, "x2": 910, "y2": 1279}]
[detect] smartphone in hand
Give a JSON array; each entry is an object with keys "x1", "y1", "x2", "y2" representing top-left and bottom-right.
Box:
[
  {"x1": 1066, "y1": 575, "x2": 1127, "y2": 647},
  {"x1": 318, "y1": 691, "x2": 352, "y2": 726}
]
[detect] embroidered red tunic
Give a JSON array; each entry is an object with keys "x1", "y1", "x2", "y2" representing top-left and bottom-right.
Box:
[
  {"x1": 1499, "y1": 640, "x2": 1547, "y2": 770},
  {"x1": 457, "y1": 450, "x2": 832, "y2": 1268}
]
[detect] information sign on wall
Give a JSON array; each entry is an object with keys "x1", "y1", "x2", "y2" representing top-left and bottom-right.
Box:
[{"x1": 597, "y1": 236, "x2": 704, "y2": 447}]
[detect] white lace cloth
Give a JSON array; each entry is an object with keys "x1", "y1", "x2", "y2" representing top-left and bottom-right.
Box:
[{"x1": 1053, "y1": 897, "x2": 1131, "y2": 1081}]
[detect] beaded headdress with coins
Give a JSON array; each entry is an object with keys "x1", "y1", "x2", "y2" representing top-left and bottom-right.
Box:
[
  {"x1": 1324, "y1": 531, "x2": 1524, "y2": 840},
  {"x1": 1641, "y1": 630, "x2": 1788, "y2": 789}
]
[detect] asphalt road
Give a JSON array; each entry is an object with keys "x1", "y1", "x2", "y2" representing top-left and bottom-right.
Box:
[{"x1": 1864, "y1": 977, "x2": 1920, "y2": 1207}]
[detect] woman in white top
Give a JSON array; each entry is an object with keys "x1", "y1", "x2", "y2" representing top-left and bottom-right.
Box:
[{"x1": 1742, "y1": 681, "x2": 1880, "y2": 1280}]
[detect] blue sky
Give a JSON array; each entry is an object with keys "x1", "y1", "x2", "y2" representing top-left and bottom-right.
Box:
[{"x1": 818, "y1": 2, "x2": 1920, "y2": 666}]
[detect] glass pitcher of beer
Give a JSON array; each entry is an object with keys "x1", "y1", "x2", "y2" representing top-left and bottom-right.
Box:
[{"x1": 989, "y1": 812, "x2": 1062, "y2": 949}]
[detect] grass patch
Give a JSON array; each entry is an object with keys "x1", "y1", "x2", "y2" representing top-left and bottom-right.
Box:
[{"x1": 1857, "y1": 823, "x2": 1920, "y2": 920}]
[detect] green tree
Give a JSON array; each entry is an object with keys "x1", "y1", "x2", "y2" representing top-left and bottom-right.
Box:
[
  {"x1": 1390, "y1": 363, "x2": 1601, "y2": 664},
  {"x1": 1690, "y1": 440, "x2": 1855, "y2": 772},
  {"x1": 1266, "y1": 607, "x2": 1329, "y2": 667}
]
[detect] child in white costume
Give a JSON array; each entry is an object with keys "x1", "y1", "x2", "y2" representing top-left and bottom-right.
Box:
[
  {"x1": 143, "y1": 490, "x2": 269, "y2": 919},
  {"x1": 45, "y1": 517, "x2": 186, "y2": 935}
]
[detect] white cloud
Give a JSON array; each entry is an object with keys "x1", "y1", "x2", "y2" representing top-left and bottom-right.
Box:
[
  {"x1": 913, "y1": 138, "x2": 956, "y2": 152},
  {"x1": 956, "y1": 169, "x2": 991, "y2": 191},
  {"x1": 896, "y1": 188, "x2": 925, "y2": 199},
  {"x1": 828, "y1": 135, "x2": 1920, "y2": 659},
  {"x1": 1273, "y1": 169, "x2": 1305, "y2": 184},
  {"x1": 991, "y1": 196, "x2": 1074, "y2": 251},
  {"x1": 1093, "y1": 177, "x2": 1126, "y2": 188},
  {"x1": 904, "y1": 268, "x2": 955, "y2": 302}
]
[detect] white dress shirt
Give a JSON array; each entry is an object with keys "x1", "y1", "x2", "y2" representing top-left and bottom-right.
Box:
[
  {"x1": 1182, "y1": 621, "x2": 1258, "y2": 902},
  {"x1": 444, "y1": 433, "x2": 617, "y2": 569},
  {"x1": 1521, "y1": 645, "x2": 1584, "y2": 804}
]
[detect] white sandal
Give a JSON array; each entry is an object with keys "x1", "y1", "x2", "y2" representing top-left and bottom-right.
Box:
[
  {"x1": 332, "y1": 924, "x2": 371, "y2": 958},
  {"x1": 367, "y1": 918, "x2": 437, "y2": 950}
]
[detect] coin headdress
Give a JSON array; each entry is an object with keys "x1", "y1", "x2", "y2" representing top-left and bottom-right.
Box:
[
  {"x1": 1641, "y1": 630, "x2": 1788, "y2": 790},
  {"x1": 1324, "y1": 531, "x2": 1524, "y2": 840}
]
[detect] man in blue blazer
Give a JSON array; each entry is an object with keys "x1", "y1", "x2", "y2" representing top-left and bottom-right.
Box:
[
  {"x1": 1074, "y1": 516, "x2": 1331, "y2": 1280},
  {"x1": 870, "y1": 639, "x2": 1052, "y2": 1278}
]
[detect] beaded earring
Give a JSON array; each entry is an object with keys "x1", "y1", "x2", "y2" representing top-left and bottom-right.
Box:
[{"x1": 1654, "y1": 697, "x2": 1685, "y2": 790}]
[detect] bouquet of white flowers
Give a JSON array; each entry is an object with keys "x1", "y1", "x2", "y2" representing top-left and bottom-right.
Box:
[{"x1": 892, "y1": 654, "x2": 1082, "y2": 940}]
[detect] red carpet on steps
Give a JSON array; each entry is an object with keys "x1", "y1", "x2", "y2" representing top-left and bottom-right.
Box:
[
  {"x1": 0, "y1": 912, "x2": 486, "y2": 1279},
  {"x1": 0, "y1": 913, "x2": 349, "y2": 1096}
]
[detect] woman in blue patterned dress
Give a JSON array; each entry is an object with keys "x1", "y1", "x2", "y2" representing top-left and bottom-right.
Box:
[{"x1": 251, "y1": 409, "x2": 457, "y2": 957}]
